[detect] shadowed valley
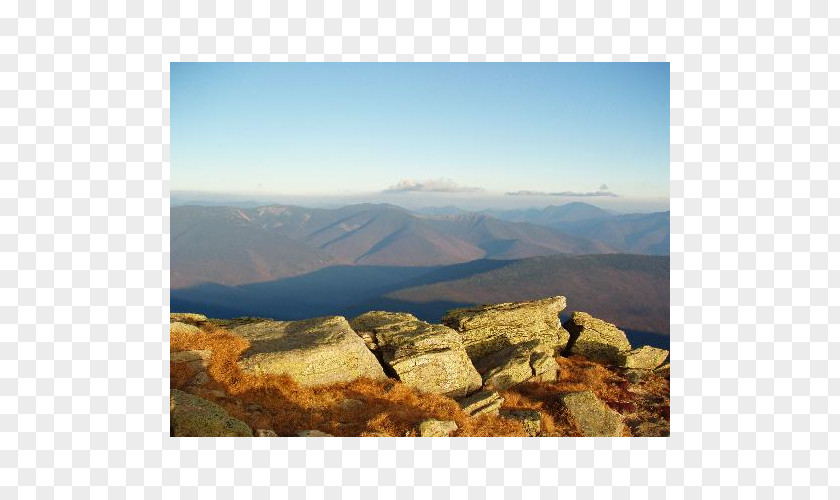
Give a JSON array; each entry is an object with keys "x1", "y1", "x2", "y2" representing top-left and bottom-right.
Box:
[{"x1": 172, "y1": 203, "x2": 670, "y2": 348}]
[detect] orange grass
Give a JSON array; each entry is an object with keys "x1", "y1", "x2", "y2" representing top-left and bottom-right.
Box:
[
  {"x1": 498, "y1": 355, "x2": 663, "y2": 437},
  {"x1": 171, "y1": 321, "x2": 667, "y2": 437},
  {"x1": 171, "y1": 321, "x2": 526, "y2": 437}
]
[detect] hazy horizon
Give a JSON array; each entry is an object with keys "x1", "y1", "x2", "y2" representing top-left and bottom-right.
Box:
[
  {"x1": 171, "y1": 63, "x2": 669, "y2": 208},
  {"x1": 170, "y1": 189, "x2": 670, "y2": 213}
]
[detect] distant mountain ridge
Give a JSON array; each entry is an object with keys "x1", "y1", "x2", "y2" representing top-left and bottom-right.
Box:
[
  {"x1": 171, "y1": 203, "x2": 616, "y2": 288},
  {"x1": 482, "y1": 201, "x2": 612, "y2": 225},
  {"x1": 481, "y1": 202, "x2": 669, "y2": 255},
  {"x1": 172, "y1": 202, "x2": 670, "y2": 342}
]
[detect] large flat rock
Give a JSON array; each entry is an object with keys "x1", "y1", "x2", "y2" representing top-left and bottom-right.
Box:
[
  {"x1": 231, "y1": 316, "x2": 387, "y2": 386},
  {"x1": 442, "y1": 296, "x2": 569, "y2": 361},
  {"x1": 563, "y1": 311, "x2": 631, "y2": 365},
  {"x1": 350, "y1": 311, "x2": 481, "y2": 398}
]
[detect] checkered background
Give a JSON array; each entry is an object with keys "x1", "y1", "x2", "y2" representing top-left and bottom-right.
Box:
[{"x1": 1, "y1": 0, "x2": 836, "y2": 497}]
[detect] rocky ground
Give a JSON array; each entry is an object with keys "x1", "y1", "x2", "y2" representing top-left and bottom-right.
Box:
[{"x1": 170, "y1": 298, "x2": 669, "y2": 437}]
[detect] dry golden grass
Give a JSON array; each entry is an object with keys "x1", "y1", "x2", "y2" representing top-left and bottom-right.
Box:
[
  {"x1": 170, "y1": 320, "x2": 668, "y2": 437},
  {"x1": 497, "y1": 354, "x2": 664, "y2": 437},
  {"x1": 622, "y1": 368, "x2": 670, "y2": 436},
  {"x1": 170, "y1": 321, "x2": 528, "y2": 436}
]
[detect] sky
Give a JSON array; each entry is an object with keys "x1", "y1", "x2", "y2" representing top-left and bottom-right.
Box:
[{"x1": 171, "y1": 63, "x2": 669, "y2": 212}]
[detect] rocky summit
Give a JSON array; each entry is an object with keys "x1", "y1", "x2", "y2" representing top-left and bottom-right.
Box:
[{"x1": 170, "y1": 296, "x2": 669, "y2": 437}]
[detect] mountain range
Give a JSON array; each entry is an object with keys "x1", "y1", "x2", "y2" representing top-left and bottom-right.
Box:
[
  {"x1": 171, "y1": 202, "x2": 670, "y2": 344},
  {"x1": 481, "y1": 202, "x2": 669, "y2": 255},
  {"x1": 171, "y1": 203, "x2": 632, "y2": 288}
]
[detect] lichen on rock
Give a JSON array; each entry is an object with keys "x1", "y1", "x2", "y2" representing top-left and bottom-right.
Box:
[
  {"x1": 416, "y1": 419, "x2": 457, "y2": 437},
  {"x1": 350, "y1": 311, "x2": 481, "y2": 398},
  {"x1": 475, "y1": 340, "x2": 559, "y2": 390},
  {"x1": 559, "y1": 390, "x2": 626, "y2": 437},
  {"x1": 563, "y1": 311, "x2": 631, "y2": 365},
  {"x1": 170, "y1": 389, "x2": 252, "y2": 437},
  {"x1": 442, "y1": 296, "x2": 569, "y2": 360},
  {"x1": 620, "y1": 346, "x2": 669, "y2": 370},
  {"x1": 231, "y1": 316, "x2": 388, "y2": 386}
]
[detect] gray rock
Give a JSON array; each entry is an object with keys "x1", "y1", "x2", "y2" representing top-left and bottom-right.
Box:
[
  {"x1": 416, "y1": 419, "x2": 458, "y2": 437},
  {"x1": 528, "y1": 349, "x2": 560, "y2": 383},
  {"x1": 559, "y1": 390, "x2": 626, "y2": 437},
  {"x1": 255, "y1": 429, "x2": 278, "y2": 437},
  {"x1": 563, "y1": 312, "x2": 631, "y2": 365},
  {"x1": 232, "y1": 316, "x2": 388, "y2": 387},
  {"x1": 170, "y1": 389, "x2": 252, "y2": 437},
  {"x1": 458, "y1": 391, "x2": 504, "y2": 417},
  {"x1": 621, "y1": 346, "x2": 669, "y2": 370},
  {"x1": 351, "y1": 312, "x2": 481, "y2": 398},
  {"x1": 443, "y1": 296, "x2": 569, "y2": 360},
  {"x1": 476, "y1": 340, "x2": 559, "y2": 390},
  {"x1": 500, "y1": 409, "x2": 541, "y2": 437}
]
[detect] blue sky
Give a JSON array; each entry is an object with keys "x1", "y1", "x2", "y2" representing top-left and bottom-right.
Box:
[{"x1": 171, "y1": 63, "x2": 669, "y2": 211}]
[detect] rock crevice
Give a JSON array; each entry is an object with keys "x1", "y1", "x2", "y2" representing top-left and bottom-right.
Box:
[{"x1": 350, "y1": 311, "x2": 481, "y2": 399}]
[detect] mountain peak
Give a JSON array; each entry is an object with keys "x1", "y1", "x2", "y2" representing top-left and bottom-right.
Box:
[{"x1": 539, "y1": 202, "x2": 610, "y2": 222}]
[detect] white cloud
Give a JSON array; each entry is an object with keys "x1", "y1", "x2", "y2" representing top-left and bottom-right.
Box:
[
  {"x1": 505, "y1": 189, "x2": 619, "y2": 197},
  {"x1": 383, "y1": 178, "x2": 484, "y2": 193}
]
